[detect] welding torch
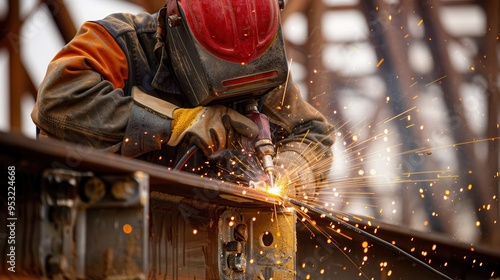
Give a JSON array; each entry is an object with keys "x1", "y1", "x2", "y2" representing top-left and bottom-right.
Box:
[
  {"x1": 242, "y1": 99, "x2": 276, "y2": 189},
  {"x1": 173, "y1": 98, "x2": 277, "y2": 188}
]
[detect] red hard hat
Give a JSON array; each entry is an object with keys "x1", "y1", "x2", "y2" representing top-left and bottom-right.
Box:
[
  {"x1": 169, "y1": 0, "x2": 281, "y2": 63},
  {"x1": 166, "y1": 0, "x2": 288, "y2": 106}
]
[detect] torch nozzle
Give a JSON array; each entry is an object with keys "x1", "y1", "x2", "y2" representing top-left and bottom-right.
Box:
[
  {"x1": 267, "y1": 171, "x2": 275, "y2": 189},
  {"x1": 260, "y1": 154, "x2": 276, "y2": 189}
]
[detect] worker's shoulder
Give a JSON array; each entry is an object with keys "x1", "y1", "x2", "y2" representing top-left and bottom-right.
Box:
[{"x1": 92, "y1": 12, "x2": 157, "y2": 38}]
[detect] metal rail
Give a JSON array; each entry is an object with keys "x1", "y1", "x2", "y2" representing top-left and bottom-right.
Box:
[{"x1": 0, "y1": 131, "x2": 498, "y2": 279}]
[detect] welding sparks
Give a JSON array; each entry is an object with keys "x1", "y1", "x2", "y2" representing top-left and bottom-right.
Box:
[
  {"x1": 376, "y1": 58, "x2": 385, "y2": 67},
  {"x1": 186, "y1": 81, "x2": 499, "y2": 279},
  {"x1": 425, "y1": 75, "x2": 447, "y2": 86}
]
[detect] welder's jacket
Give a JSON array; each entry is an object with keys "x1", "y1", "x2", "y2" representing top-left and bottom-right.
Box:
[{"x1": 31, "y1": 7, "x2": 334, "y2": 179}]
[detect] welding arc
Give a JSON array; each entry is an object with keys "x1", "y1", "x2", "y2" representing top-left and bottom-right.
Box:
[
  {"x1": 174, "y1": 145, "x2": 199, "y2": 171},
  {"x1": 288, "y1": 198, "x2": 453, "y2": 280}
]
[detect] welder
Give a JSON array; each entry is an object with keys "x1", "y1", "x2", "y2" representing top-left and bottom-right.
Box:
[{"x1": 31, "y1": 0, "x2": 334, "y2": 197}]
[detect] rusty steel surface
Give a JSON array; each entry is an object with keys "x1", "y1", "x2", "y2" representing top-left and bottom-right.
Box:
[
  {"x1": 0, "y1": 131, "x2": 279, "y2": 208},
  {"x1": 0, "y1": 131, "x2": 499, "y2": 279}
]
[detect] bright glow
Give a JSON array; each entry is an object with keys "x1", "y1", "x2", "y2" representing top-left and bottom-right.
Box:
[{"x1": 267, "y1": 184, "x2": 286, "y2": 197}]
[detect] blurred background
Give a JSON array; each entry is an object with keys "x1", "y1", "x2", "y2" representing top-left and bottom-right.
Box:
[{"x1": 1, "y1": 0, "x2": 498, "y2": 248}]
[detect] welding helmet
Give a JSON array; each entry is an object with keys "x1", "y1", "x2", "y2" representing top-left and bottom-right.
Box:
[{"x1": 165, "y1": 0, "x2": 288, "y2": 106}]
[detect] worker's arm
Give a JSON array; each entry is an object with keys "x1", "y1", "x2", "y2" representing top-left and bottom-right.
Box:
[
  {"x1": 31, "y1": 21, "x2": 171, "y2": 157},
  {"x1": 263, "y1": 80, "x2": 335, "y2": 189},
  {"x1": 31, "y1": 20, "x2": 256, "y2": 158}
]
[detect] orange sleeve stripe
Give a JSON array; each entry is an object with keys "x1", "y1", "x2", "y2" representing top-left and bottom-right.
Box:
[{"x1": 53, "y1": 21, "x2": 129, "y2": 89}]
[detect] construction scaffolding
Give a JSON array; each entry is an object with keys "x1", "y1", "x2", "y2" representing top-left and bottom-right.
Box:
[{"x1": 281, "y1": 0, "x2": 499, "y2": 246}]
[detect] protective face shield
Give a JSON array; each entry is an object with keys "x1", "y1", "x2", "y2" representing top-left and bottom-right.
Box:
[{"x1": 165, "y1": 0, "x2": 289, "y2": 106}]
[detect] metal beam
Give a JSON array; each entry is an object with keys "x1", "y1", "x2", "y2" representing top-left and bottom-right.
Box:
[
  {"x1": 418, "y1": 0, "x2": 498, "y2": 244},
  {"x1": 0, "y1": 131, "x2": 498, "y2": 279},
  {"x1": 40, "y1": 0, "x2": 77, "y2": 44},
  {"x1": 483, "y1": 0, "x2": 500, "y2": 247},
  {"x1": 7, "y1": 0, "x2": 22, "y2": 131}
]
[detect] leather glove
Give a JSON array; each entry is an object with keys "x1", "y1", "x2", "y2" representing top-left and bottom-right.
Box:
[
  {"x1": 274, "y1": 150, "x2": 316, "y2": 199},
  {"x1": 167, "y1": 105, "x2": 259, "y2": 156}
]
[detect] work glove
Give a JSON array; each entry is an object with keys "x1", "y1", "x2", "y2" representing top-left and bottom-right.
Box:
[
  {"x1": 274, "y1": 150, "x2": 316, "y2": 199},
  {"x1": 167, "y1": 105, "x2": 259, "y2": 156}
]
